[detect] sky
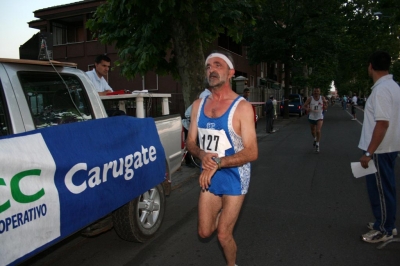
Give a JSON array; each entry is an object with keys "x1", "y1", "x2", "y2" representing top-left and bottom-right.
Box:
[{"x1": 0, "y1": 0, "x2": 78, "y2": 59}]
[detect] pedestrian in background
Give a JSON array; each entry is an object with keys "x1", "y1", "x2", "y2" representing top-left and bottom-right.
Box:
[
  {"x1": 186, "y1": 50, "x2": 258, "y2": 266},
  {"x1": 265, "y1": 96, "x2": 275, "y2": 133},
  {"x1": 359, "y1": 51, "x2": 400, "y2": 243},
  {"x1": 342, "y1": 95, "x2": 348, "y2": 110},
  {"x1": 243, "y1": 88, "x2": 250, "y2": 101},
  {"x1": 351, "y1": 92, "x2": 358, "y2": 120},
  {"x1": 272, "y1": 97, "x2": 278, "y2": 119},
  {"x1": 347, "y1": 96, "x2": 352, "y2": 109}
]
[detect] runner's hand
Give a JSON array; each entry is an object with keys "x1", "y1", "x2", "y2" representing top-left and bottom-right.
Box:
[
  {"x1": 199, "y1": 167, "x2": 218, "y2": 191},
  {"x1": 200, "y1": 152, "x2": 219, "y2": 170}
]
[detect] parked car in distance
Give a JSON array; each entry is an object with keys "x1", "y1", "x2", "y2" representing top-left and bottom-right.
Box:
[{"x1": 280, "y1": 94, "x2": 305, "y2": 117}]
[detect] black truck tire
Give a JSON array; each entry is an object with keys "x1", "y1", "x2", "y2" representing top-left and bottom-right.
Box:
[{"x1": 112, "y1": 183, "x2": 165, "y2": 242}]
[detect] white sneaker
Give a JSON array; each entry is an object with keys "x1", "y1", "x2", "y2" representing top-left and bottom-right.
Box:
[
  {"x1": 361, "y1": 229, "x2": 393, "y2": 243},
  {"x1": 315, "y1": 145, "x2": 319, "y2": 153},
  {"x1": 351, "y1": 118, "x2": 356, "y2": 120},
  {"x1": 367, "y1": 222, "x2": 397, "y2": 236}
]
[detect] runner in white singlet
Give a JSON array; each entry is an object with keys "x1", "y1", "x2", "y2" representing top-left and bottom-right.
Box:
[{"x1": 303, "y1": 88, "x2": 328, "y2": 153}]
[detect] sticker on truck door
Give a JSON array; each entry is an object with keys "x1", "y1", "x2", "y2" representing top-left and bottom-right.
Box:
[{"x1": 0, "y1": 133, "x2": 60, "y2": 266}]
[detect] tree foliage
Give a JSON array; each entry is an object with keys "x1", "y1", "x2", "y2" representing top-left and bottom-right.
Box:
[
  {"x1": 393, "y1": 60, "x2": 400, "y2": 81},
  {"x1": 244, "y1": 0, "x2": 344, "y2": 116},
  {"x1": 87, "y1": 0, "x2": 257, "y2": 107},
  {"x1": 334, "y1": 0, "x2": 400, "y2": 97},
  {"x1": 86, "y1": 0, "x2": 400, "y2": 108}
]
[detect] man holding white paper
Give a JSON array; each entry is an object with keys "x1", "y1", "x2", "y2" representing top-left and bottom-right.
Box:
[{"x1": 358, "y1": 51, "x2": 400, "y2": 243}]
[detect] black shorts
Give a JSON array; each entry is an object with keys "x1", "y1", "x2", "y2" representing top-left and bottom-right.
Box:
[
  {"x1": 308, "y1": 119, "x2": 322, "y2": 125},
  {"x1": 351, "y1": 105, "x2": 356, "y2": 114}
]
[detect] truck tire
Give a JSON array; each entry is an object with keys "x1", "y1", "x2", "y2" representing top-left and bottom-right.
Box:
[{"x1": 112, "y1": 183, "x2": 165, "y2": 242}]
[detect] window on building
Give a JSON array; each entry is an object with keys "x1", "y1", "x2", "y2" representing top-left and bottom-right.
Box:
[
  {"x1": 52, "y1": 16, "x2": 84, "y2": 45},
  {"x1": 18, "y1": 72, "x2": 93, "y2": 129},
  {"x1": 53, "y1": 22, "x2": 67, "y2": 45}
]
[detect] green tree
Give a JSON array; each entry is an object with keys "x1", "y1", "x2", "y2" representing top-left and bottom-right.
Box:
[
  {"x1": 244, "y1": 0, "x2": 344, "y2": 117},
  {"x1": 87, "y1": 0, "x2": 256, "y2": 108},
  {"x1": 334, "y1": 0, "x2": 400, "y2": 97},
  {"x1": 393, "y1": 60, "x2": 400, "y2": 81}
]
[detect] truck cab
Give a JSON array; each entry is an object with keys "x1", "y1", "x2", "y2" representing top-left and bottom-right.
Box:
[{"x1": 0, "y1": 58, "x2": 182, "y2": 265}]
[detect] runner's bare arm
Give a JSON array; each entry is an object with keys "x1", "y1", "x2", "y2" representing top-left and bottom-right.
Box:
[
  {"x1": 186, "y1": 99, "x2": 219, "y2": 190},
  {"x1": 322, "y1": 96, "x2": 328, "y2": 110},
  {"x1": 186, "y1": 99, "x2": 218, "y2": 171},
  {"x1": 303, "y1": 97, "x2": 311, "y2": 111}
]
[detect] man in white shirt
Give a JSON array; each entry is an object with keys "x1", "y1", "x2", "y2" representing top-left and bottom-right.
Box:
[
  {"x1": 351, "y1": 93, "x2": 358, "y2": 120},
  {"x1": 199, "y1": 88, "x2": 211, "y2": 99},
  {"x1": 359, "y1": 51, "x2": 400, "y2": 243},
  {"x1": 86, "y1": 55, "x2": 113, "y2": 95},
  {"x1": 272, "y1": 97, "x2": 277, "y2": 119}
]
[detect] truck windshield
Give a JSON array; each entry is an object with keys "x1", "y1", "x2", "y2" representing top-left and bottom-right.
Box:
[
  {"x1": 18, "y1": 71, "x2": 92, "y2": 129},
  {"x1": 0, "y1": 82, "x2": 10, "y2": 136}
]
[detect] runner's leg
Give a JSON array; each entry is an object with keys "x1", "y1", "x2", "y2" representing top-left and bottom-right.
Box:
[
  {"x1": 309, "y1": 123, "x2": 316, "y2": 139},
  {"x1": 316, "y1": 120, "x2": 323, "y2": 142},
  {"x1": 217, "y1": 195, "x2": 245, "y2": 266},
  {"x1": 198, "y1": 191, "x2": 223, "y2": 238}
]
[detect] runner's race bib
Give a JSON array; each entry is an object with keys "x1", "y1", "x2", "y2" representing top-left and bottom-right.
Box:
[{"x1": 198, "y1": 128, "x2": 232, "y2": 157}]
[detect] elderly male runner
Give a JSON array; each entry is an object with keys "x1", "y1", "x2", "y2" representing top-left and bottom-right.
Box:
[
  {"x1": 186, "y1": 51, "x2": 258, "y2": 266},
  {"x1": 303, "y1": 88, "x2": 328, "y2": 153}
]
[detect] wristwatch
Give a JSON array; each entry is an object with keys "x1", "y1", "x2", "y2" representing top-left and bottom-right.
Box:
[
  {"x1": 212, "y1": 157, "x2": 222, "y2": 170},
  {"x1": 365, "y1": 152, "x2": 372, "y2": 157}
]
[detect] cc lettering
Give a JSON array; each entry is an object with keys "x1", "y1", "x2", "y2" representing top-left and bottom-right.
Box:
[{"x1": 0, "y1": 169, "x2": 45, "y2": 214}]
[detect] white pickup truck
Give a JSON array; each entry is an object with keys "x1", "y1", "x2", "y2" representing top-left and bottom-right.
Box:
[{"x1": 0, "y1": 58, "x2": 182, "y2": 265}]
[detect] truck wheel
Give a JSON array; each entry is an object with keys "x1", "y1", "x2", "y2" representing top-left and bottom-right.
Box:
[{"x1": 112, "y1": 183, "x2": 165, "y2": 242}]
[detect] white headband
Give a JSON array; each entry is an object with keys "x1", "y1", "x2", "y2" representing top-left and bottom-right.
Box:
[{"x1": 205, "y1": 53, "x2": 234, "y2": 69}]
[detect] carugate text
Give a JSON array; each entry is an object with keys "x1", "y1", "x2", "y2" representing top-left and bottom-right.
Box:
[{"x1": 65, "y1": 145, "x2": 157, "y2": 194}]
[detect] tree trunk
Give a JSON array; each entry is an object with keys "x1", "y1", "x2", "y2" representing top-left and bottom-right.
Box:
[
  {"x1": 171, "y1": 19, "x2": 205, "y2": 109},
  {"x1": 303, "y1": 64, "x2": 309, "y2": 97}
]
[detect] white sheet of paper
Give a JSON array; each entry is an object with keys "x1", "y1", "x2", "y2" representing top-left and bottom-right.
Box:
[{"x1": 351, "y1": 160, "x2": 377, "y2": 178}]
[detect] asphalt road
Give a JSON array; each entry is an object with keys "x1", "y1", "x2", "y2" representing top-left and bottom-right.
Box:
[{"x1": 24, "y1": 103, "x2": 400, "y2": 266}]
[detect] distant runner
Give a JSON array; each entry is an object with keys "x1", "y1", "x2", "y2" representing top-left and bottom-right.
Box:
[{"x1": 303, "y1": 88, "x2": 328, "y2": 153}]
